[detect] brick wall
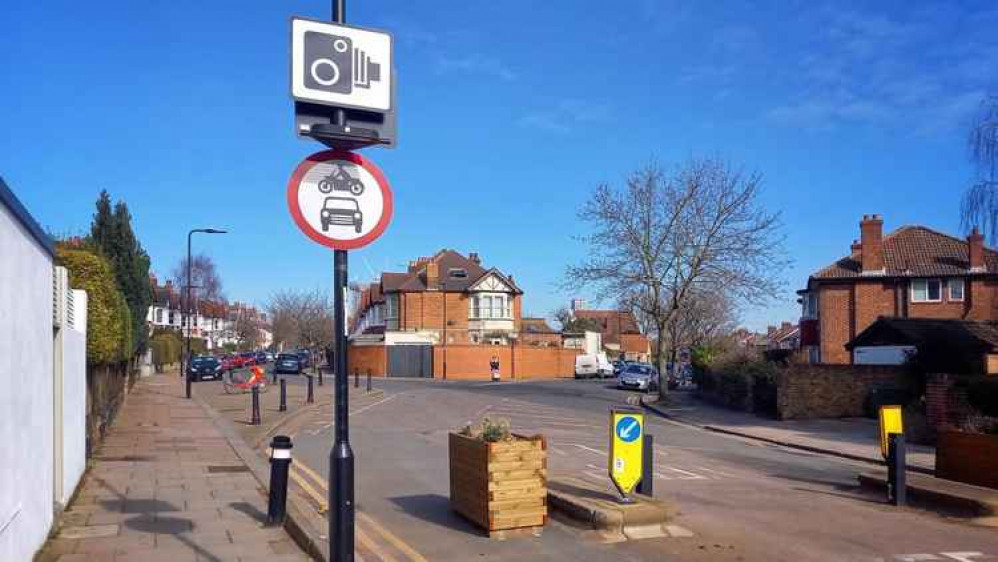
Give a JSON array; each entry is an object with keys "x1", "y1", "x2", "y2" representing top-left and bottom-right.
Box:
[
  {"x1": 434, "y1": 344, "x2": 579, "y2": 380},
  {"x1": 925, "y1": 373, "x2": 973, "y2": 431},
  {"x1": 348, "y1": 345, "x2": 386, "y2": 377},
  {"x1": 776, "y1": 363, "x2": 907, "y2": 420},
  {"x1": 620, "y1": 333, "x2": 650, "y2": 355},
  {"x1": 819, "y1": 284, "x2": 853, "y2": 364}
]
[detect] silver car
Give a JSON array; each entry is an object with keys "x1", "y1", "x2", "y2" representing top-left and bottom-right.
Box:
[{"x1": 617, "y1": 364, "x2": 658, "y2": 391}]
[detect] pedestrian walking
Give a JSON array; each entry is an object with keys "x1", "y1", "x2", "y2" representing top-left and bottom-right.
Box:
[{"x1": 490, "y1": 355, "x2": 500, "y2": 382}]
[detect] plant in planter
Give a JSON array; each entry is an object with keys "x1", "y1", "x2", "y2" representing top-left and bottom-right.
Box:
[
  {"x1": 449, "y1": 417, "x2": 547, "y2": 536},
  {"x1": 935, "y1": 378, "x2": 998, "y2": 490}
]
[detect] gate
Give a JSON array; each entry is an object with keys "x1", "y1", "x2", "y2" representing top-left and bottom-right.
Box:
[{"x1": 387, "y1": 345, "x2": 433, "y2": 378}]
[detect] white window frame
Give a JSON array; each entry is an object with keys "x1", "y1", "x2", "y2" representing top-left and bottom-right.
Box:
[
  {"x1": 469, "y1": 292, "x2": 512, "y2": 319},
  {"x1": 949, "y1": 278, "x2": 965, "y2": 302},
  {"x1": 911, "y1": 279, "x2": 942, "y2": 303}
]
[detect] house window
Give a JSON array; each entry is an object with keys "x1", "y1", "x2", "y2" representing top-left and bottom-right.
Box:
[
  {"x1": 155, "y1": 308, "x2": 163, "y2": 323},
  {"x1": 449, "y1": 268, "x2": 467, "y2": 278},
  {"x1": 949, "y1": 278, "x2": 965, "y2": 301},
  {"x1": 470, "y1": 293, "x2": 511, "y2": 319},
  {"x1": 385, "y1": 294, "x2": 399, "y2": 319},
  {"x1": 911, "y1": 279, "x2": 942, "y2": 302}
]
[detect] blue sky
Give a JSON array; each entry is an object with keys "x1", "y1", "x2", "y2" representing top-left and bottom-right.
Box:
[{"x1": 2, "y1": 0, "x2": 996, "y2": 330}]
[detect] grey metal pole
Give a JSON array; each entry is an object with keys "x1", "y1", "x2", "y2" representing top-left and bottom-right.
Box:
[
  {"x1": 330, "y1": 249, "x2": 353, "y2": 562},
  {"x1": 636, "y1": 434, "x2": 654, "y2": 497}
]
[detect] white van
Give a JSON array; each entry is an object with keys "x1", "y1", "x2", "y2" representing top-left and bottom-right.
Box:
[{"x1": 575, "y1": 353, "x2": 614, "y2": 378}]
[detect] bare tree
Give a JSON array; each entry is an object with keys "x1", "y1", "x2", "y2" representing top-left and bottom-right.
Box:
[
  {"x1": 234, "y1": 314, "x2": 262, "y2": 349},
  {"x1": 172, "y1": 253, "x2": 224, "y2": 308},
  {"x1": 658, "y1": 289, "x2": 736, "y2": 362},
  {"x1": 267, "y1": 289, "x2": 333, "y2": 351},
  {"x1": 567, "y1": 157, "x2": 786, "y2": 393},
  {"x1": 961, "y1": 95, "x2": 998, "y2": 243}
]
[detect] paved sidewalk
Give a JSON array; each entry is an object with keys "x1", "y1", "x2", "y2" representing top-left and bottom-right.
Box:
[
  {"x1": 38, "y1": 372, "x2": 312, "y2": 562},
  {"x1": 643, "y1": 390, "x2": 935, "y2": 472}
]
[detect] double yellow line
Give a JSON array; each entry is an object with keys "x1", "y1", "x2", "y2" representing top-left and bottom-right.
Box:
[{"x1": 289, "y1": 459, "x2": 428, "y2": 562}]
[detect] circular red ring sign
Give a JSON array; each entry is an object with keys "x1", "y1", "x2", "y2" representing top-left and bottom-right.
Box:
[{"x1": 286, "y1": 149, "x2": 393, "y2": 250}]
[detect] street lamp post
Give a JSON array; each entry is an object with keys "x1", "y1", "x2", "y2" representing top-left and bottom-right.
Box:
[{"x1": 185, "y1": 228, "x2": 227, "y2": 399}]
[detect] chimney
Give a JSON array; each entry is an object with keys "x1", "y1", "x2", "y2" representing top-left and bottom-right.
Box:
[
  {"x1": 969, "y1": 227, "x2": 985, "y2": 272},
  {"x1": 767, "y1": 325, "x2": 777, "y2": 336},
  {"x1": 425, "y1": 261, "x2": 439, "y2": 290},
  {"x1": 850, "y1": 239, "x2": 862, "y2": 257},
  {"x1": 860, "y1": 214, "x2": 885, "y2": 274},
  {"x1": 469, "y1": 252, "x2": 481, "y2": 265},
  {"x1": 781, "y1": 321, "x2": 792, "y2": 331}
]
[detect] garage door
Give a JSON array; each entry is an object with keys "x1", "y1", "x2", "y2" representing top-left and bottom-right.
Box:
[{"x1": 387, "y1": 345, "x2": 433, "y2": 378}]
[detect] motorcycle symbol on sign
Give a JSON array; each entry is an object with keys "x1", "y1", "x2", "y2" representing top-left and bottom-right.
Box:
[{"x1": 318, "y1": 164, "x2": 364, "y2": 196}]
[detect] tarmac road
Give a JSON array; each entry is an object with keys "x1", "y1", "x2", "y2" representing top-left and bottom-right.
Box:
[{"x1": 285, "y1": 377, "x2": 998, "y2": 562}]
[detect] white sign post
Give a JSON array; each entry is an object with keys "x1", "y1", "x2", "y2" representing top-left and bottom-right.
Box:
[{"x1": 291, "y1": 18, "x2": 393, "y2": 112}]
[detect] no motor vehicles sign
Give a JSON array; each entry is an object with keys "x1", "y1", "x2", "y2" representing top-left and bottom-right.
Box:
[{"x1": 286, "y1": 150, "x2": 393, "y2": 250}]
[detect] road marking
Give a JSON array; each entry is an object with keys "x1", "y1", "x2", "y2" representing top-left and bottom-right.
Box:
[
  {"x1": 653, "y1": 472, "x2": 673, "y2": 480},
  {"x1": 292, "y1": 459, "x2": 427, "y2": 562},
  {"x1": 351, "y1": 393, "x2": 398, "y2": 416},
  {"x1": 660, "y1": 466, "x2": 707, "y2": 480},
  {"x1": 356, "y1": 524, "x2": 399, "y2": 562},
  {"x1": 694, "y1": 465, "x2": 736, "y2": 478},
  {"x1": 551, "y1": 448, "x2": 568, "y2": 457},
  {"x1": 294, "y1": 456, "x2": 327, "y2": 487},
  {"x1": 357, "y1": 511, "x2": 429, "y2": 562},
  {"x1": 583, "y1": 471, "x2": 605, "y2": 482},
  {"x1": 289, "y1": 466, "x2": 328, "y2": 513},
  {"x1": 940, "y1": 554, "x2": 987, "y2": 562},
  {"x1": 569, "y1": 443, "x2": 607, "y2": 456}
]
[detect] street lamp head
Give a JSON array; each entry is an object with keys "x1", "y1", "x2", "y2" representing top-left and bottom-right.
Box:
[{"x1": 205, "y1": 228, "x2": 228, "y2": 234}]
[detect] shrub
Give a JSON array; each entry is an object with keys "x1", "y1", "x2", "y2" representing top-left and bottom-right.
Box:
[
  {"x1": 460, "y1": 417, "x2": 512, "y2": 442},
  {"x1": 57, "y1": 246, "x2": 130, "y2": 365}
]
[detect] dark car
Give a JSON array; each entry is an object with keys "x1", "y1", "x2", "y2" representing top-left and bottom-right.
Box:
[
  {"x1": 255, "y1": 351, "x2": 269, "y2": 364},
  {"x1": 275, "y1": 353, "x2": 303, "y2": 375},
  {"x1": 188, "y1": 356, "x2": 223, "y2": 382},
  {"x1": 295, "y1": 350, "x2": 312, "y2": 369}
]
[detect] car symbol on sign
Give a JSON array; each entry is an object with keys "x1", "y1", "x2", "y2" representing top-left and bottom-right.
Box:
[{"x1": 320, "y1": 197, "x2": 363, "y2": 234}]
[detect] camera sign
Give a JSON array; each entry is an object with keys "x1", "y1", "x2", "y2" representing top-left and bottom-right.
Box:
[
  {"x1": 286, "y1": 150, "x2": 393, "y2": 250},
  {"x1": 291, "y1": 18, "x2": 393, "y2": 112}
]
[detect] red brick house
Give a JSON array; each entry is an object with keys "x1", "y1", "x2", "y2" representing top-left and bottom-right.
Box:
[
  {"x1": 572, "y1": 308, "x2": 650, "y2": 361},
  {"x1": 798, "y1": 214, "x2": 998, "y2": 364},
  {"x1": 351, "y1": 249, "x2": 523, "y2": 345}
]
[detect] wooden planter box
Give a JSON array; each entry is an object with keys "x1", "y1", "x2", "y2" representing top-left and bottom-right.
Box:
[
  {"x1": 448, "y1": 432, "x2": 547, "y2": 535},
  {"x1": 936, "y1": 430, "x2": 998, "y2": 490}
]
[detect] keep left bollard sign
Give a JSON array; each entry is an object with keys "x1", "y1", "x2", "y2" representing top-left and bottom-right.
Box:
[
  {"x1": 609, "y1": 408, "x2": 644, "y2": 497},
  {"x1": 286, "y1": 149, "x2": 393, "y2": 250}
]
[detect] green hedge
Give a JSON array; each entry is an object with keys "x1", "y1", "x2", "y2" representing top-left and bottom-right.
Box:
[{"x1": 57, "y1": 247, "x2": 131, "y2": 365}]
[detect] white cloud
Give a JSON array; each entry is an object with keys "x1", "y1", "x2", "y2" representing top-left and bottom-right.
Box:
[{"x1": 517, "y1": 99, "x2": 613, "y2": 134}]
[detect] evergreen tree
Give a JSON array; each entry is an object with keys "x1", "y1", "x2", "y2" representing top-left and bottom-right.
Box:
[{"x1": 88, "y1": 192, "x2": 153, "y2": 356}]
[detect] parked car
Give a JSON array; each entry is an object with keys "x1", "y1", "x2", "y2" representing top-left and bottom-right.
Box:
[
  {"x1": 613, "y1": 360, "x2": 631, "y2": 376},
  {"x1": 575, "y1": 353, "x2": 614, "y2": 379},
  {"x1": 188, "y1": 356, "x2": 223, "y2": 382},
  {"x1": 238, "y1": 351, "x2": 257, "y2": 367},
  {"x1": 255, "y1": 351, "x2": 269, "y2": 364},
  {"x1": 617, "y1": 363, "x2": 659, "y2": 391},
  {"x1": 295, "y1": 349, "x2": 312, "y2": 369},
  {"x1": 275, "y1": 353, "x2": 304, "y2": 375}
]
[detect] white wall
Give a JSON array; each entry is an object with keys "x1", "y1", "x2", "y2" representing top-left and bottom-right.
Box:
[
  {"x1": 0, "y1": 202, "x2": 55, "y2": 562},
  {"x1": 58, "y1": 290, "x2": 87, "y2": 506}
]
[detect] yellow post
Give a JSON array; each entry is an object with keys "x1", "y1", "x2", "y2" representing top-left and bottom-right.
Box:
[
  {"x1": 878, "y1": 405, "x2": 904, "y2": 459},
  {"x1": 609, "y1": 408, "x2": 644, "y2": 499}
]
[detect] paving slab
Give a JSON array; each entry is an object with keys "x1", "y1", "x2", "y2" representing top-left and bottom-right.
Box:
[{"x1": 36, "y1": 371, "x2": 312, "y2": 562}]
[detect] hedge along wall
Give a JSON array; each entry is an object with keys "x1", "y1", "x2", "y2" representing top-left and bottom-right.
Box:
[
  {"x1": 57, "y1": 247, "x2": 131, "y2": 364},
  {"x1": 57, "y1": 246, "x2": 135, "y2": 454}
]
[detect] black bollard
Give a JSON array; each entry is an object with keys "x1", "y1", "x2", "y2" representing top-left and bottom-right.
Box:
[
  {"x1": 888, "y1": 433, "x2": 907, "y2": 507},
  {"x1": 366, "y1": 370, "x2": 372, "y2": 393},
  {"x1": 279, "y1": 378, "x2": 287, "y2": 412},
  {"x1": 267, "y1": 435, "x2": 293, "y2": 525},
  {"x1": 318, "y1": 365, "x2": 324, "y2": 386},
  {"x1": 251, "y1": 385, "x2": 261, "y2": 425},
  {"x1": 354, "y1": 369, "x2": 359, "y2": 389},
  {"x1": 636, "y1": 434, "x2": 654, "y2": 497},
  {"x1": 306, "y1": 375, "x2": 314, "y2": 404},
  {"x1": 272, "y1": 366, "x2": 277, "y2": 384}
]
